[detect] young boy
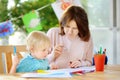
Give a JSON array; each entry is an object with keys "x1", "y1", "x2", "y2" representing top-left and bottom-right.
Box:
[{"x1": 10, "y1": 31, "x2": 56, "y2": 73}]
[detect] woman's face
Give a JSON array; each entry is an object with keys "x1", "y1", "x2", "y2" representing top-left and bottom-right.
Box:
[{"x1": 64, "y1": 20, "x2": 79, "y2": 39}]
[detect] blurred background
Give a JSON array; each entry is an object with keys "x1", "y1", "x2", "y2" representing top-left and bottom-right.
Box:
[{"x1": 0, "y1": 0, "x2": 120, "y2": 65}]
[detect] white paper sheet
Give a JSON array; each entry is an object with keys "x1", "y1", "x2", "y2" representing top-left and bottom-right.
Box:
[
  {"x1": 21, "y1": 66, "x2": 95, "y2": 78},
  {"x1": 21, "y1": 72, "x2": 72, "y2": 78}
]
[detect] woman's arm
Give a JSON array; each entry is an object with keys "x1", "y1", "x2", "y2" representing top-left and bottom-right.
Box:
[
  {"x1": 81, "y1": 37, "x2": 93, "y2": 66},
  {"x1": 69, "y1": 37, "x2": 93, "y2": 68},
  {"x1": 47, "y1": 28, "x2": 63, "y2": 62}
]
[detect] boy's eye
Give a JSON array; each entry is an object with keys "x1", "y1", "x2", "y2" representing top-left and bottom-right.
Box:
[
  {"x1": 42, "y1": 49, "x2": 46, "y2": 51},
  {"x1": 42, "y1": 49, "x2": 49, "y2": 52}
]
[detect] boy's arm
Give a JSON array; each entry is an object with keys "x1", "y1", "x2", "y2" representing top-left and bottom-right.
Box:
[
  {"x1": 9, "y1": 64, "x2": 17, "y2": 74},
  {"x1": 9, "y1": 55, "x2": 19, "y2": 74}
]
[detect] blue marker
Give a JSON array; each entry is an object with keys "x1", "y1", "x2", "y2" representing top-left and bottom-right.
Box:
[{"x1": 13, "y1": 46, "x2": 16, "y2": 55}]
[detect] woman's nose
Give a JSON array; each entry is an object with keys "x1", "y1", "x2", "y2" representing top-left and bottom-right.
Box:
[{"x1": 68, "y1": 28, "x2": 73, "y2": 34}]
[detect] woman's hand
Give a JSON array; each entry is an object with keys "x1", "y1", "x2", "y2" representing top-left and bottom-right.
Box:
[
  {"x1": 69, "y1": 60, "x2": 82, "y2": 68},
  {"x1": 53, "y1": 44, "x2": 64, "y2": 61},
  {"x1": 50, "y1": 62, "x2": 58, "y2": 70}
]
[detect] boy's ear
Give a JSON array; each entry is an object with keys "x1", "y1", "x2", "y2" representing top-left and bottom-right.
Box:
[{"x1": 29, "y1": 46, "x2": 34, "y2": 52}]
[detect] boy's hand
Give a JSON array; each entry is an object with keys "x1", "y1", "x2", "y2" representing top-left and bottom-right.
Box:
[{"x1": 11, "y1": 54, "x2": 19, "y2": 67}]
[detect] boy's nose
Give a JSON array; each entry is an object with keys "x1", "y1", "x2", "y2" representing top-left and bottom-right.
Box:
[{"x1": 45, "y1": 50, "x2": 49, "y2": 55}]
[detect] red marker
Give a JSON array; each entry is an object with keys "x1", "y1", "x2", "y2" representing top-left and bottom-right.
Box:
[{"x1": 71, "y1": 70, "x2": 85, "y2": 74}]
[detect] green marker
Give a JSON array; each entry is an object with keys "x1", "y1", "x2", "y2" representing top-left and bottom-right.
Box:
[{"x1": 100, "y1": 46, "x2": 102, "y2": 54}]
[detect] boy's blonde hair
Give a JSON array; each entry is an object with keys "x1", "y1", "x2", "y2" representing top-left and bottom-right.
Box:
[{"x1": 26, "y1": 31, "x2": 50, "y2": 52}]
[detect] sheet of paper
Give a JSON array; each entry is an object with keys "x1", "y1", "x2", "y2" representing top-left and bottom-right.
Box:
[
  {"x1": 21, "y1": 66, "x2": 95, "y2": 78},
  {"x1": 46, "y1": 66, "x2": 95, "y2": 73},
  {"x1": 21, "y1": 72, "x2": 72, "y2": 78}
]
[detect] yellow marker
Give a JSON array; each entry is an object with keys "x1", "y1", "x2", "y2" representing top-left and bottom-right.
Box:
[{"x1": 37, "y1": 70, "x2": 48, "y2": 74}]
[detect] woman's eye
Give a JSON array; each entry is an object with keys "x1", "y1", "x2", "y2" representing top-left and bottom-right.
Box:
[
  {"x1": 73, "y1": 28, "x2": 78, "y2": 30},
  {"x1": 66, "y1": 26, "x2": 70, "y2": 28}
]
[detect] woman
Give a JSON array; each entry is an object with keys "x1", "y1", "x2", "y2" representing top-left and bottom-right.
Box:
[{"x1": 47, "y1": 5, "x2": 93, "y2": 69}]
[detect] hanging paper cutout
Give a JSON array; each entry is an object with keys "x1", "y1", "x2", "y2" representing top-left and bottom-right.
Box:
[
  {"x1": 52, "y1": 0, "x2": 81, "y2": 20},
  {"x1": 22, "y1": 11, "x2": 42, "y2": 33},
  {"x1": 0, "y1": 21, "x2": 14, "y2": 38},
  {"x1": 61, "y1": 0, "x2": 72, "y2": 10}
]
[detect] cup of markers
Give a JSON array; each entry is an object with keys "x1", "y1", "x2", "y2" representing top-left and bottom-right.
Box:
[
  {"x1": 94, "y1": 54, "x2": 105, "y2": 71},
  {"x1": 94, "y1": 47, "x2": 106, "y2": 71}
]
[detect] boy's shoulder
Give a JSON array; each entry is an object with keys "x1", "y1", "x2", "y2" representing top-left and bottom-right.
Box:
[{"x1": 20, "y1": 54, "x2": 33, "y2": 62}]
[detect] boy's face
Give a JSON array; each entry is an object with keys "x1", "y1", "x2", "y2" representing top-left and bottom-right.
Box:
[{"x1": 33, "y1": 48, "x2": 49, "y2": 59}]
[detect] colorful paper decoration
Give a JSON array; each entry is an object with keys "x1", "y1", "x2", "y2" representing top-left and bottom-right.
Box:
[
  {"x1": 22, "y1": 11, "x2": 42, "y2": 33},
  {"x1": 52, "y1": 0, "x2": 81, "y2": 20},
  {"x1": 0, "y1": 21, "x2": 14, "y2": 38},
  {"x1": 61, "y1": 0, "x2": 71, "y2": 10}
]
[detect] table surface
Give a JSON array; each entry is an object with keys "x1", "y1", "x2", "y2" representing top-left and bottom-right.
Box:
[{"x1": 0, "y1": 65, "x2": 120, "y2": 80}]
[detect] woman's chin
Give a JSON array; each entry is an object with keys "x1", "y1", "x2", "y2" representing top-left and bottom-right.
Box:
[{"x1": 67, "y1": 36, "x2": 74, "y2": 40}]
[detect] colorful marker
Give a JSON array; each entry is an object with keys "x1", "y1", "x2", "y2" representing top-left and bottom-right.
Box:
[
  {"x1": 99, "y1": 46, "x2": 102, "y2": 54},
  {"x1": 13, "y1": 46, "x2": 16, "y2": 55}
]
